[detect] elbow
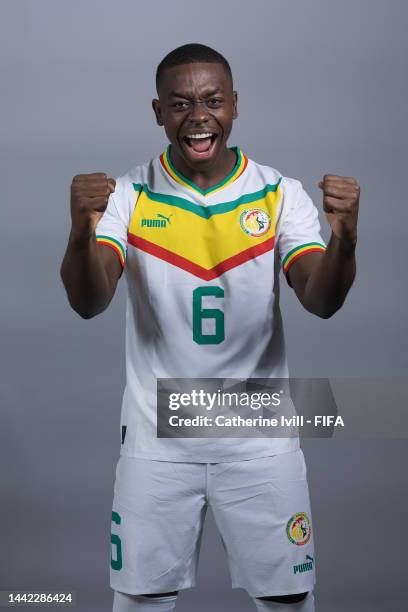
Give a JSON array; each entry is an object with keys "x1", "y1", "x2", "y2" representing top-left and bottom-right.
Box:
[
  {"x1": 60, "y1": 267, "x2": 108, "y2": 319},
  {"x1": 66, "y1": 299, "x2": 97, "y2": 319},
  {"x1": 302, "y1": 296, "x2": 342, "y2": 319},
  {"x1": 312, "y1": 301, "x2": 343, "y2": 319},
  {"x1": 316, "y1": 308, "x2": 337, "y2": 319},
  {"x1": 64, "y1": 289, "x2": 105, "y2": 320},
  {"x1": 73, "y1": 301, "x2": 107, "y2": 319},
  {"x1": 77, "y1": 309, "x2": 97, "y2": 320}
]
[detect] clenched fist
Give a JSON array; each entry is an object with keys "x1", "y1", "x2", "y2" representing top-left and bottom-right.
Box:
[
  {"x1": 318, "y1": 174, "x2": 360, "y2": 248},
  {"x1": 70, "y1": 173, "x2": 116, "y2": 239}
]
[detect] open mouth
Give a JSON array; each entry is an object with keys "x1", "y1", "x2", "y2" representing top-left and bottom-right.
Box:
[{"x1": 182, "y1": 132, "x2": 218, "y2": 157}]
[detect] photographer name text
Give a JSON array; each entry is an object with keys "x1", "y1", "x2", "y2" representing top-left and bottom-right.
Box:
[{"x1": 167, "y1": 415, "x2": 344, "y2": 428}]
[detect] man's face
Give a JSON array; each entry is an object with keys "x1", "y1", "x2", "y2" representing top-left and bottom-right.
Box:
[{"x1": 152, "y1": 62, "x2": 238, "y2": 170}]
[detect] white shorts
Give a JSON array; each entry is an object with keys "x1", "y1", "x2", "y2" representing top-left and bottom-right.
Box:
[{"x1": 109, "y1": 449, "x2": 315, "y2": 598}]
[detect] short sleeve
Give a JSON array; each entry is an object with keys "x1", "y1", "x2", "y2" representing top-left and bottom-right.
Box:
[
  {"x1": 95, "y1": 177, "x2": 130, "y2": 270},
  {"x1": 277, "y1": 178, "x2": 326, "y2": 285}
]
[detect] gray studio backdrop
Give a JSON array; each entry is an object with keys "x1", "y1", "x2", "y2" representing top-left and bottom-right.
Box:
[{"x1": 1, "y1": 1, "x2": 407, "y2": 611}]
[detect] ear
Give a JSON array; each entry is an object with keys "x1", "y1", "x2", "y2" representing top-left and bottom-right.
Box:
[
  {"x1": 232, "y1": 91, "x2": 238, "y2": 120},
  {"x1": 152, "y1": 99, "x2": 164, "y2": 126}
]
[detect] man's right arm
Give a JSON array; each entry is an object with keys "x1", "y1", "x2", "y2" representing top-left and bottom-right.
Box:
[{"x1": 60, "y1": 173, "x2": 123, "y2": 319}]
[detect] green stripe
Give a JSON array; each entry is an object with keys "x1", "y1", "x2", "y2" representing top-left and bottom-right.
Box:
[
  {"x1": 166, "y1": 145, "x2": 243, "y2": 196},
  {"x1": 282, "y1": 242, "x2": 326, "y2": 266},
  {"x1": 132, "y1": 179, "x2": 282, "y2": 219},
  {"x1": 95, "y1": 234, "x2": 126, "y2": 259}
]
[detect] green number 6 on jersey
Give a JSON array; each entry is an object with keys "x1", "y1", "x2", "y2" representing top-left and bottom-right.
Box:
[{"x1": 192, "y1": 286, "x2": 225, "y2": 345}]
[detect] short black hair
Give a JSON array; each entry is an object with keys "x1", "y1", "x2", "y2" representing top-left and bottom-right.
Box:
[{"x1": 156, "y1": 43, "x2": 233, "y2": 91}]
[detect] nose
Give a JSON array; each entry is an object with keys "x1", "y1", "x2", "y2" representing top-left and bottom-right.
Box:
[{"x1": 189, "y1": 100, "x2": 209, "y2": 124}]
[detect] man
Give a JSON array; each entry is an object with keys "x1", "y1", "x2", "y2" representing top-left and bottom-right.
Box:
[{"x1": 61, "y1": 44, "x2": 359, "y2": 612}]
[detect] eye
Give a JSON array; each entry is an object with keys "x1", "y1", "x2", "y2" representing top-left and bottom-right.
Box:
[
  {"x1": 207, "y1": 98, "x2": 222, "y2": 108},
  {"x1": 173, "y1": 101, "x2": 190, "y2": 110}
]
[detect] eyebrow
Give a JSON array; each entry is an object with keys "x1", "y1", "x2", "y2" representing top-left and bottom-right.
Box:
[{"x1": 168, "y1": 88, "x2": 223, "y2": 99}]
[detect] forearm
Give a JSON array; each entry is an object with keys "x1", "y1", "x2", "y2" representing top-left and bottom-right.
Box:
[
  {"x1": 60, "y1": 230, "x2": 112, "y2": 318},
  {"x1": 302, "y1": 233, "x2": 356, "y2": 318}
]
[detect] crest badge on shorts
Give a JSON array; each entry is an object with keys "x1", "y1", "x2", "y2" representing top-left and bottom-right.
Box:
[{"x1": 286, "y1": 512, "x2": 312, "y2": 546}]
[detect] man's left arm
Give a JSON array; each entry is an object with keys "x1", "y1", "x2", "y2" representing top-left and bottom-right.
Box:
[{"x1": 287, "y1": 174, "x2": 360, "y2": 319}]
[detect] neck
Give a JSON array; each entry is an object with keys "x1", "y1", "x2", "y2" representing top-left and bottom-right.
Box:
[{"x1": 169, "y1": 145, "x2": 237, "y2": 192}]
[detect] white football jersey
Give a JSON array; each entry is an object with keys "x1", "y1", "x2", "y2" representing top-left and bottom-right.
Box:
[{"x1": 95, "y1": 146, "x2": 326, "y2": 461}]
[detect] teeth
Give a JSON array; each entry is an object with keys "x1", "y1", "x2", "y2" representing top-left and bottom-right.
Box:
[{"x1": 187, "y1": 133, "x2": 213, "y2": 139}]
